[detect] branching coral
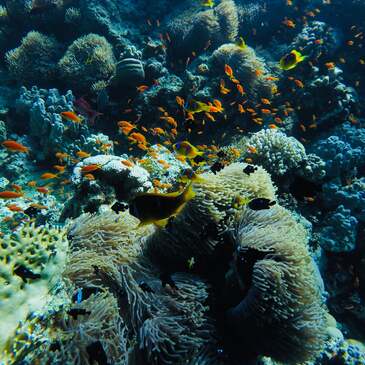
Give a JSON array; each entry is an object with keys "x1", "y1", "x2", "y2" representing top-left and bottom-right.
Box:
[
  {"x1": 58, "y1": 34, "x2": 116, "y2": 93},
  {"x1": 5, "y1": 31, "x2": 63, "y2": 86},
  {"x1": 0, "y1": 222, "x2": 68, "y2": 354},
  {"x1": 226, "y1": 205, "x2": 327, "y2": 363}
]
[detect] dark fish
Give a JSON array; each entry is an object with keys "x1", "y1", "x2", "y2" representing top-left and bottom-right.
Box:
[
  {"x1": 74, "y1": 97, "x2": 103, "y2": 125},
  {"x1": 13, "y1": 265, "x2": 41, "y2": 282},
  {"x1": 111, "y1": 201, "x2": 129, "y2": 214},
  {"x1": 217, "y1": 150, "x2": 226, "y2": 158},
  {"x1": 86, "y1": 341, "x2": 108, "y2": 365},
  {"x1": 248, "y1": 198, "x2": 276, "y2": 211},
  {"x1": 67, "y1": 308, "x2": 91, "y2": 319},
  {"x1": 210, "y1": 161, "x2": 224, "y2": 174},
  {"x1": 192, "y1": 154, "x2": 205, "y2": 165},
  {"x1": 129, "y1": 183, "x2": 195, "y2": 227},
  {"x1": 243, "y1": 165, "x2": 257, "y2": 175},
  {"x1": 23, "y1": 206, "x2": 41, "y2": 217},
  {"x1": 139, "y1": 281, "x2": 155, "y2": 293},
  {"x1": 160, "y1": 272, "x2": 178, "y2": 290}
]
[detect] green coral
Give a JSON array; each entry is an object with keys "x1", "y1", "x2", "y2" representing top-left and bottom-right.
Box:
[
  {"x1": 0, "y1": 223, "x2": 68, "y2": 356},
  {"x1": 5, "y1": 31, "x2": 63, "y2": 85},
  {"x1": 58, "y1": 33, "x2": 116, "y2": 92}
]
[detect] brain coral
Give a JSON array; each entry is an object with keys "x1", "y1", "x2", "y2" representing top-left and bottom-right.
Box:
[
  {"x1": 0, "y1": 222, "x2": 67, "y2": 353},
  {"x1": 237, "y1": 129, "x2": 307, "y2": 176},
  {"x1": 227, "y1": 205, "x2": 327, "y2": 363},
  {"x1": 210, "y1": 43, "x2": 276, "y2": 101},
  {"x1": 58, "y1": 33, "x2": 116, "y2": 92},
  {"x1": 5, "y1": 31, "x2": 62, "y2": 86}
]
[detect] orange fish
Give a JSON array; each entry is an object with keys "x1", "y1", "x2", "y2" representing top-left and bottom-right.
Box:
[
  {"x1": 247, "y1": 146, "x2": 257, "y2": 154},
  {"x1": 274, "y1": 117, "x2": 283, "y2": 124},
  {"x1": 261, "y1": 98, "x2": 271, "y2": 105},
  {"x1": 30, "y1": 203, "x2": 48, "y2": 210},
  {"x1": 83, "y1": 173, "x2": 95, "y2": 181},
  {"x1": 255, "y1": 69, "x2": 264, "y2": 77},
  {"x1": 53, "y1": 165, "x2": 66, "y2": 173},
  {"x1": 224, "y1": 64, "x2": 234, "y2": 78},
  {"x1": 137, "y1": 85, "x2": 149, "y2": 93},
  {"x1": 55, "y1": 152, "x2": 69, "y2": 161},
  {"x1": 176, "y1": 96, "x2": 185, "y2": 107},
  {"x1": 325, "y1": 62, "x2": 335, "y2": 69},
  {"x1": 7, "y1": 204, "x2": 23, "y2": 212},
  {"x1": 160, "y1": 116, "x2": 178, "y2": 128},
  {"x1": 0, "y1": 191, "x2": 23, "y2": 199},
  {"x1": 81, "y1": 164, "x2": 102, "y2": 174},
  {"x1": 236, "y1": 84, "x2": 245, "y2": 95},
  {"x1": 41, "y1": 173, "x2": 58, "y2": 180},
  {"x1": 261, "y1": 109, "x2": 271, "y2": 114},
  {"x1": 36, "y1": 187, "x2": 50, "y2": 194},
  {"x1": 236, "y1": 102, "x2": 246, "y2": 114},
  {"x1": 129, "y1": 132, "x2": 147, "y2": 145},
  {"x1": 121, "y1": 126, "x2": 135, "y2": 135},
  {"x1": 27, "y1": 180, "x2": 37, "y2": 187},
  {"x1": 2, "y1": 140, "x2": 29, "y2": 153},
  {"x1": 121, "y1": 160, "x2": 134, "y2": 168},
  {"x1": 11, "y1": 184, "x2": 22, "y2": 192},
  {"x1": 268, "y1": 124, "x2": 278, "y2": 129},
  {"x1": 60, "y1": 111, "x2": 82, "y2": 123},
  {"x1": 76, "y1": 151, "x2": 91, "y2": 158},
  {"x1": 294, "y1": 79, "x2": 304, "y2": 88},
  {"x1": 282, "y1": 18, "x2": 295, "y2": 28},
  {"x1": 118, "y1": 121, "x2": 135, "y2": 129},
  {"x1": 220, "y1": 79, "x2": 231, "y2": 95},
  {"x1": 151, "y1": 127, "x2": 165, "y2": 136},
  {"x1": 137, "y1": 143, "x2": 149, "y2": 151},
  {"x1": 205, "y1": 112, "x2": 215, "y2": 122}
]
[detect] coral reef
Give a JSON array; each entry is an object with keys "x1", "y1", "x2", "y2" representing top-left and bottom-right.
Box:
[
  {"x1": 58, "y1": 34, "x2": 116, "y2": 93},
  {"x1": 227, "y1": 205, "x2": 327, "y2": 363},
  {"x1": 61, "y1": 154, "x2": 151, "y2": 219},
  {"x1": 0, "y1": 222, "x2": 68, "y2": 354},
  {"x1": 210, "y1": 43, "x2": 276, "y2": 101},
  {"x1": 5, "y1": 31, "x2": 63, "y2": 86}
]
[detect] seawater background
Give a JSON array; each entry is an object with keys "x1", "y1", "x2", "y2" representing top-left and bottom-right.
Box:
[{"x1": 0, "y1": 0, "x2": 364, "y2": 364}]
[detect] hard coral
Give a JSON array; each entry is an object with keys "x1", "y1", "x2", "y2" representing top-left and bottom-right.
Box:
[
  {"x1": 237, "y1": 129, "x2": 307, "y2": 176},
  {"x1": 58, "y1": 33, "x2": 116, "y2": 93},
  {"x1": 211, "y1": 43, "x2": 276, "y2": 101},
  {"x1": 5, "y1": 31, "x2": 63, "y2": 86}
]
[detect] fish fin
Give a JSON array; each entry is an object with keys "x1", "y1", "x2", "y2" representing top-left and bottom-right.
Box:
[
  {"x1": 181, "y1": 182, "x2": 195, "y2": 203},
  {"x1": 153, "y1": 218, "x2": 169, "y2": 228}
]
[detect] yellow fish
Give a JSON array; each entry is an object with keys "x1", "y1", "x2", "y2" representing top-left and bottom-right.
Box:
[
  {"x1": 173, "y1": 141, "x2": 204, "y2": 159},
  {"x1": 279, "y1": 50, "x2": 307, "y2": 70},
  {"x1": 235, "y1": 36, "x2": 247, "y2": 50},
  {"x1": 129, "y1": 182, "x2": 195, "y2": 227},
  {"x1": 185, "y1": 100, "x2": 213, "y2": 115},
  {"x1": 178, "y1": 168, "x2": 206, "y2": 183},
  {"x1": 202, "y1": 0, "x2": 215, "y2": 7}
]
